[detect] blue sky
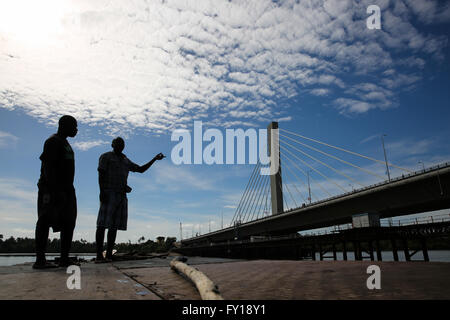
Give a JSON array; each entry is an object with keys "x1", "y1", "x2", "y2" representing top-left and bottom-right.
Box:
[{"x1": 1, "y1": 0, "x2": 450, "y2": 242}]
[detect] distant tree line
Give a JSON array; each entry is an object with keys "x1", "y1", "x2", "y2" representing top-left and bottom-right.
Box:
[
  {"x1": 0, "y1": 235, "x2": 177, "y2": 254},
  {"x1": 1, "y1": 233, "x2": 449, "y2": 254}
]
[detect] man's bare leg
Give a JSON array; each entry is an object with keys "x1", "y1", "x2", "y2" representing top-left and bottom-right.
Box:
[
  {"x1": 106, "y1": 228, "x2": 117, "y2": 260},
  {"x1": 96, "y1": 226, "x2": 105, "y2": 260}
]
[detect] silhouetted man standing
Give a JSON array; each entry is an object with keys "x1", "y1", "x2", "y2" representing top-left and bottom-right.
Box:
[
  {"x1": 34, "y1": 115, "x2": 78, "y2": 269},
  {"x1": 95, "y1": 137, "x2": 164, "y2": 262}
]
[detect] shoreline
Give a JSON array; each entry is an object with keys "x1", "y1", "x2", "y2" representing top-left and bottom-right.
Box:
[{"x1": 0, "y1": 253, "x2": 96, "y2": 256}]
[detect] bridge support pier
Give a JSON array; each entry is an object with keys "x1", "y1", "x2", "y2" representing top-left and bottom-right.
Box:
[
  {"x1": 295, "y1": 246, "x2": 300, "y2": 260},
  {"x1": 311, "y1": 244, "x2": 316, "y2": 261},
  {"x1": 319, "y1": 244, "x2": 323, "y2": 261},
  {"x1": 369, "y1": 241, "x2": 375, "y2": 261},
  {"x1": 403, "y1": 238, "x2": 411, "y2": 261},
  {"x1": 342, "y1": 241, "x2": 348, "y2": 261},
  {"x1": 375, "y1": 239, "x2": 382, "y2": 261},
  {"x1": 421, "y1": 237, "x2": 430, "y2": 262},
  {"x1": 353, "y1": 241, "x2": 361, "y2": 260},
  {"x1": 332, "y1": 243, "x2": 337, "y2": 261},
  {"x1": 391, "y1": 239, "x2": 399, "y2": 261}
]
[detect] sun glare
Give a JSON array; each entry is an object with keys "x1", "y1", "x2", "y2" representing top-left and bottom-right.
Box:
[{"x1": 0, "y1": 0, "x2": 71, "y2": 45}]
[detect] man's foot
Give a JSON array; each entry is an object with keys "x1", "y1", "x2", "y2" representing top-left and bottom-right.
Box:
[
  {"x1": 95, "y1": 257, "x2": 110, "y2": 264},
  {"x1": 58, "y1": 258, "x2": 81, "y2": 268},
  {"x1": 32, "y1": 261, "x2": 58, "y2": 269}
]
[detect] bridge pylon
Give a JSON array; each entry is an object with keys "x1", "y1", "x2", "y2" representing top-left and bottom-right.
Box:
[{"x1": 268, "y1": 121, "x2": 283, "y2": 215}]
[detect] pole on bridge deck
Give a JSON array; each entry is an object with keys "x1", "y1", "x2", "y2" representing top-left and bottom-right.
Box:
[
  {"x1": 375, "y1": 239, "x2": 382, "y2": 261},
  {"x1": 268, "y1": 122, "x2": 284, "y2": 215}
]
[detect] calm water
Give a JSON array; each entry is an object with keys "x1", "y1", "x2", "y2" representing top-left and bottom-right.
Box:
[
  {"x1": 314, "y1": 250, "x2": 450, "y2": 262},
  {"x1": 0, "y1": 254, "x2": 96, "y2": 266},
  {"x1": 1, "y1": 251, "x2": 450, "y2": 266}
]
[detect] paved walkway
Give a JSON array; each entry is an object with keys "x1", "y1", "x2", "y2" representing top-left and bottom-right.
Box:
[
  {"x1": 196, "y1": 260, "x2": 450, "y2": 299},
  {"x1": 1, "y1": 257, "x2": 449, "y2": 299},
  {"x1": 0, "y1": 262, "x2": 160, "y2": 300}
]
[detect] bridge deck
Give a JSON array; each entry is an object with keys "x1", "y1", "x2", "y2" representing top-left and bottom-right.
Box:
[{"x1": 183, "y1": 163, "x2": 450, "y2": 245}]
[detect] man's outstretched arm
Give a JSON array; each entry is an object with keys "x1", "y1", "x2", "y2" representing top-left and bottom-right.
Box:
[{"x1": 135, "y1": 153, "x2": 165, "y2": 173}]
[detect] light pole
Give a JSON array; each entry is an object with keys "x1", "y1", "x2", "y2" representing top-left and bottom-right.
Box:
[
  {"x1": 418, "y1": 161, "x2": 425, "y2": 171},
  {"x1": 381, "y1": 134, "x2": 391, "y2": 182}
]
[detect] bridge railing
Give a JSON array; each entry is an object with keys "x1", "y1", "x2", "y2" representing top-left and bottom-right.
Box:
[
  {"x1": 285, "y1": 161, "x2": 450, "y2": 212},
  {"x1": 299, "y1": 212, "x2": 450, "y2": 237},
  {"x1": 250, "y1": 161, "x2": 450, "y2": 223}
]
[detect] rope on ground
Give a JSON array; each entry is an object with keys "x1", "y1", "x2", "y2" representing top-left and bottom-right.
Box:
[{"x1": 170, "y1": 258, "x2": 224, "y2": 300}]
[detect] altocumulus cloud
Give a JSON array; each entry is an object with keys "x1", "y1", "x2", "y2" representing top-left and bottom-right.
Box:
[
  {"x1": 72, "y1": 139, "x2": 109, "y2": 151},
  {"x1": 0, "y1": 130, "x2": 19, "y2": 148},
  {"x1": 0, "y1": 0, "x2": 449, "y2": 132}
]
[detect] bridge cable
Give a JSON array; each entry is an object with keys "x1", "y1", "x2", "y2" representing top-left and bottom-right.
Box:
[
  {"x1": 242, "y1": 169, "x2": 264, "y2": 223},
  {"x1": 251, "y1": 175, "x2": 266, "y2": 221},
  {"x1": 284, "y1": 179, "x2": 299, "y2": 209},
  {"x1": 230, "y1": 162, "x2": 258, "y2": 225},
  {"x1": 280, "y1": 128, "x2": 412, "y2": 173},
  {"x1": 251, "y1": 172, "x2": 270, "y2": 221},
  {"x1": 282, "y1": 162, "x2": 311, "y2": 203},
  {"x1": 256, "y1": 176, "x2": 271, "y2": 220},
  {"x1": 262, "y1": 178, "x2": 271, "y2": 217},
  {"x1": 292, "y1": 179, "x2": 309, "y2": 204},
  {"x1": 281, "y1": 139, "x2": 365, "y2": 188},
  {"x1": 247, "y1": 164, "x2": 267, "y2": 221},
  {"x1": 250, "y1": 174, "x2": 270, "y2": 222},
  {"x1": 280, "y1": 147, "x2": 334, "y2": 198},
  {"x1": 280, "y1": 133, "x2": 385, "y2": 180},
  {"x1": 280, "y1": 163, "x2": 300, "y2": 207},
  {"x1": 251, "y1": 174, "x2": 269, "y2": 221},
  {"x1": 280, "y1": 144, "x2": 348, "y2": 194},
  {"x1": 239, "y1": 162, "x2": 263, "y2": 224},
  {"x1": 241, "y1": 163, "x2": 265, "y2": 223},
  {"x1": 230, "y1": 162, "x2": 260, "y2": 225}
]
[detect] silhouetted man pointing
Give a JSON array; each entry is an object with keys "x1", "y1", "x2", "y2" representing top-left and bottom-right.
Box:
[
  {"x1": 95, "y1": 137, "x2": 164, "y2": 262},
  {"x1": 34, "y1": 115, "x2": 78, "y2": 269}
]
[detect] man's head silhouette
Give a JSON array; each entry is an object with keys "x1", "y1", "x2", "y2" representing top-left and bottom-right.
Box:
[
  {"x1": 112, "y1": 137, "x2": 125, "y2": 154},
  {"x1": 58, "y1": 115, "x2": 78, "y2": 138}
]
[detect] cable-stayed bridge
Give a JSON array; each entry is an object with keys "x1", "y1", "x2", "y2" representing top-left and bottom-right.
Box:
[{"x1": 181, "y1": 122, "x2": 450, "y2": 248}]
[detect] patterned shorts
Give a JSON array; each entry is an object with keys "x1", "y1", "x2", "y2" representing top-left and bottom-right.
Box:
[{"x1": 97, "y1": 190, "x2": 128, "y2": 231}]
